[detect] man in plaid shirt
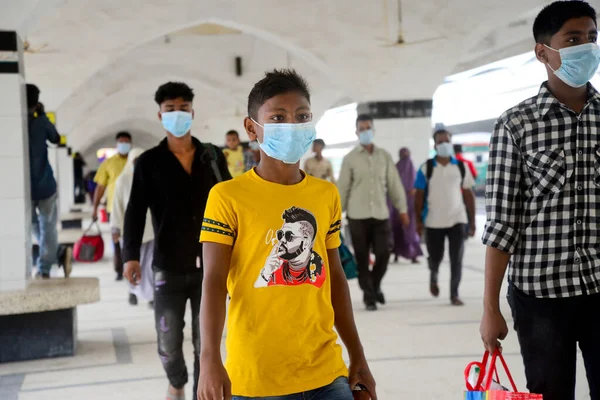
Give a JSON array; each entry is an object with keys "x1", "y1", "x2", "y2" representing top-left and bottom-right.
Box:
[{"x1": 480, "y1": 2, "x2": 600, "y2": 399}]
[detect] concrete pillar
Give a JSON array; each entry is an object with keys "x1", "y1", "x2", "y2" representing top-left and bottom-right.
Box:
[
  {"x1": 56, "y1": 147, "x2": 74, "y2": 216},
  {"x1": 357, "y1": 100, "x2": 433, "y2": 168},
  {"x1": 0, "y1": 31, "x2": 31, "y2": 292}
]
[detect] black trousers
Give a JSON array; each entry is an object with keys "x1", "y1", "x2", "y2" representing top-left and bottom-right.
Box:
[
  {"x1": 425, "y1": 223, "x2": 464, "y2": 299},
  {"x1": 508, "y1": 284, "x2": 600, "y2": 400},
  {"x1": 154, "y1": 269, "x2": 203, "y2": 400},
  {"x1": 348, "y1": 218, "x2": 391, "y2": 305}
]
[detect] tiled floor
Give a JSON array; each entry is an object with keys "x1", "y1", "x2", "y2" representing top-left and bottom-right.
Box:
[{"x1": 0, "y1": 214, "x2": 592, "y2": 399}]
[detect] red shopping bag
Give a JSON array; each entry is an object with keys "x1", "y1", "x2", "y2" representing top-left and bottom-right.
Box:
[
  {"x1": 73, "y1": 222, "x2": 104, "y2": 262},
  {"x1": 463, "y1": 350, "x2": 543, "y2": 399}
]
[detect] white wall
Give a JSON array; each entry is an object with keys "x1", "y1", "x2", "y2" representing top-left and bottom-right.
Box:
[{"x1": 0, "y1": 33, "x2": 31, "y2": 291}]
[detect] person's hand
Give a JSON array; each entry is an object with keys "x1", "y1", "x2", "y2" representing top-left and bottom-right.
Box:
[
  {"x1": 198, "y1": 357, "x2": 232, "y2": 400},
  {"x1": 263, "y1": 246, "x2": 281, "y2": 277},
  {"x1": 112, "y1": 233, "x2": 121, "y2": 243},
  {"x1": 399, "y1": 212, "x2": 410, "y2": 228},
  {"x1": 469, "y1": 222, "x2": 476, "y2": 237},
  {"x1": 409, "y1": 188, "x2": 417, "y2": 197},
  {"x1": 416, "y1": 221, "x2": 425, "y2": 237},
  {"x1": 480, "y1": 309, "x2": 508, "y2": 353},
  {"x1": 91, "y1": 208, "x2": 98, "y2": 222},
  {"x1": 348, "y1": 357, "x2": 377, "y2": 400},
  {"x1": 124, "y1": 261, "x2": 141, "y2": 285}
]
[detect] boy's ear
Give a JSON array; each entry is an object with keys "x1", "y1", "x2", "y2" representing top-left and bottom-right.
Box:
[
  {"x1": 244, "y1": 117, "x2": 257, "y2": 141},
  {"x1": 535, "y1": 43, "x2": 549, "y2": 64}
]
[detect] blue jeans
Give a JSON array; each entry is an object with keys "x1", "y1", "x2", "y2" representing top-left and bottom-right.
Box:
[
  {"x1": 32, "y1": 193, "x2": 58, "y2": 274},
  {"x1": 232, "y1": 377, "x2": 353, "y2": 400}
]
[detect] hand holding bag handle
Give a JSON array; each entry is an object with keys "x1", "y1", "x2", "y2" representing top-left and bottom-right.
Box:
[
  {"x1": 482, "y1": 349, "x2": 518, "y2": 392},
  {"x1": 465, "y1": 350, "x2": 518, "y2": 392},
  {"x1": 83, "y1": 220, "x2": 102, "y2": 237}
]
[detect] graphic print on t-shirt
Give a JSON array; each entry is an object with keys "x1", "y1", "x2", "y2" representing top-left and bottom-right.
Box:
[{"x1": 254, "y1": 206, "x2": 325, "y2": 289}]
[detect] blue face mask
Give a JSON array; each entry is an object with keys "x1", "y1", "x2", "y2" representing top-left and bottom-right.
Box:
[
  {"x1": 252, "y1": 119, "x2": 316, "y2": 164},
  {"x1": 545, "y1": 43, "x2": 600, "y2": 88},
  {"x1": 117, "y1": 142, "x2": 131, "y2": 155},
  {"x1": 358, "y1": 129, "x2": 374, "y2": 145},
  {"x1": 161, "y1": 111, "x2": 193, "y2": 138}
]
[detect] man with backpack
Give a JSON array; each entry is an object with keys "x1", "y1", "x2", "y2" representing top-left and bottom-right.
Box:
[
  {"x1": 122, "y1": 82, "x2": 231, "y2": 400},
  {"x1": 414, "y1": 129, "x2": 476, "y2": 306}
]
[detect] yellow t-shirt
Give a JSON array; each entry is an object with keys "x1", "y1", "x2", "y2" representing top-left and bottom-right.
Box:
[
  {"x1": 222, "y1": 146, "x2": 245, "y2": 177},
  {"x1": 94, "y1": 154, "x2": 127, "y2": 212},
  {"x1": 200, "y1": 169, "x2": 347, "y2": 397}
]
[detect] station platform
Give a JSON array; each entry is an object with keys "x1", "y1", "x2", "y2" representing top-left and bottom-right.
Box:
[{"x1": 0, "y1": 215, "x2": 591, "y2": 400}]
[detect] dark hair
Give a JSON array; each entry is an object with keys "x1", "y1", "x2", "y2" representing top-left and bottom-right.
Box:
[
  {"x1": 26, "y1": 84, "x2": 40, "y2": 109},
  {"x1": 247, "y1": 69, "x2": 310, "y2": 120},
  {"x1": 356, "y1": 114, "x2": 374, "y2": 126},
  {"x1": 533, "y1": 1, "x2": 597, "y2": 44},
  {"x1": 433, "y1": 129, "x2": 452, "y2": 142},
  {"x1": 116, "y1": 131, "x2": 132, "y2": 141},
  {"x1": 313, "y1": 139, "x2": 325, "y2": 147},
  {"x1": 282, "y1": 206, "x2": 317, "y2": 240},
  {"x1": 226, "y1": 130, "x2": 239, "y2": 138},
  {"x1": 453, "y1": 144, "x2": 463, "y2": 154},
  {"x1": 154, "y1": 82, "x2": 194, "y2": 105}
]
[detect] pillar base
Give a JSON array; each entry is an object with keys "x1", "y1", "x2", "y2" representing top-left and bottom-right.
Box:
[{"x1": 0, "y1": 308, "x2": 77, "y2": 363}]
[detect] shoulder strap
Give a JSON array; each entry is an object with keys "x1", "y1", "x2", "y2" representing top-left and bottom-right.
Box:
[
  {"x1": 426, "y1": 158, "x2": 434, "y2": 181},
  {"x1": 202, "y1": 143, "x2": 223, "y2": 183},
  {"x1": 456, "y1": 160, "x2": 466, "y2": 186}
]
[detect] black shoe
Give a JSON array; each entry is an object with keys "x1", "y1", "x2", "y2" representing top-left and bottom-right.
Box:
[
  {"x1": 365, "y1": 303, "x2": 378, "y2": 311},
  {"x1": 430, "y1": 282, "x2": 440, "y2": 298},
  {"x1": 35, "y1": 271, "x2": 50, "y2": 279},
  {"x1": 148, "y1": 301, "x2": 154, "y2": 309},
  {"x1": 376, "y1": 291, "x2": 386, "y2": 305},
  {"x1": 116, "y1": 273, "x2": 124, "y2": 281},
  {"x1": 128, "y1": 293, "x2": 138, "y2": 306},
  {"x1": 451, "y1": 297, "x2": 465, "y2": 306}
]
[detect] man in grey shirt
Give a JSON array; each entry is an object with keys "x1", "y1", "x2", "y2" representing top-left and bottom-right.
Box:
[{"x1": 338, "y1": 114, "x2": 409, "y2": 311}]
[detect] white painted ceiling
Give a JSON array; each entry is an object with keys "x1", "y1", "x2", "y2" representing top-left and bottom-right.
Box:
[{"x1": 1, "y1": 0, "x2": 583, "y2": 153}]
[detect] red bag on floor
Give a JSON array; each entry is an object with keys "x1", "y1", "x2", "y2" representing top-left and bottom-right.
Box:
[
  {"x1": 463, "y1": 350, "x2": 543, "y2": 399},
  {"x1": 73, "y1": 222, "x2": 104, "y2": 262}
]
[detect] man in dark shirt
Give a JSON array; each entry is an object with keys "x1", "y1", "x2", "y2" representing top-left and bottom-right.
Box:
[
  {"x1": 27, "y1": 84, "x2": 71, "y2": 279},
  {"x1": 122, "y1": 82, "x2": 230, "y2": 400}
]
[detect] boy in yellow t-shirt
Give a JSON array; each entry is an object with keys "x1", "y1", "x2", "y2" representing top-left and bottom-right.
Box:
[
  {"x1": 222, "y1": 130, "x2": 245, "y2": 178},
  {"x1": 198, "y1": 69, "x2": 377, "y2": 400}
]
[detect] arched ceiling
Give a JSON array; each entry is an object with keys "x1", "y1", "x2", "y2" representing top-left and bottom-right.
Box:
[{"x1": 0, "y1": 0, "x2": 568, "y2": 151}]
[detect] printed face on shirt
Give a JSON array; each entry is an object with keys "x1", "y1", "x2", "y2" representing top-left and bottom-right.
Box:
[
  {"x1": 254, "y1": 206, "x2": 325, "y2": 289},
  {"x1": 277, "y1": 221, "x2": 314, "y2": 267}
]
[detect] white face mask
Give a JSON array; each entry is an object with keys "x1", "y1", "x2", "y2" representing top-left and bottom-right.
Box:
[{"x1": 436, "y1": 142, "x2": 454, "y2": 158}]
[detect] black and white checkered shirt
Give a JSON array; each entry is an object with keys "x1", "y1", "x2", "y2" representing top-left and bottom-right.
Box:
[{"x1": 482, "y1": 82, "x2": 600, "y2": 298}]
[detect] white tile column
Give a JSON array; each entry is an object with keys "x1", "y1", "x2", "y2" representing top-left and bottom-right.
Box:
[
  {"x1": 56, "y1": 147, "x2": 74, "y2": 216},
  {"x1": 0, "y1": 31, "x2": 31, "y2": 292}
]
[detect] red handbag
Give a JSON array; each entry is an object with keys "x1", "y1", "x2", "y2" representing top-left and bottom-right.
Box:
[{"x1": 73, "y1": 222, "x2": 105, "y2": 262}]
